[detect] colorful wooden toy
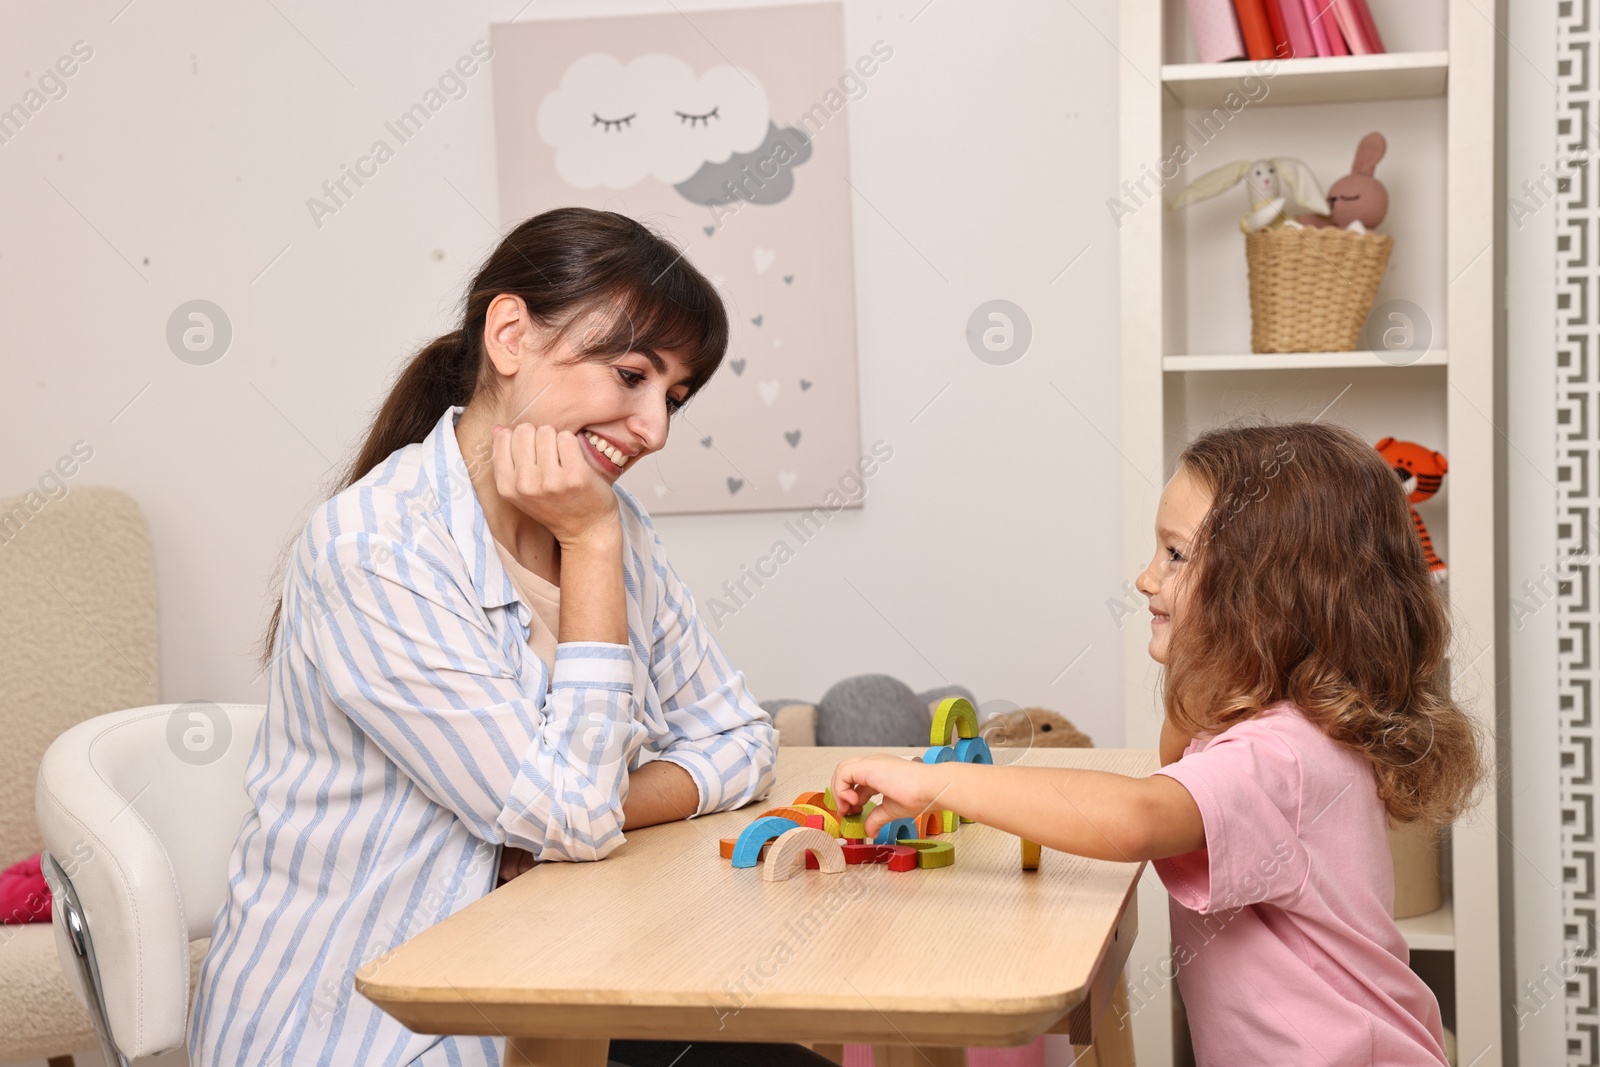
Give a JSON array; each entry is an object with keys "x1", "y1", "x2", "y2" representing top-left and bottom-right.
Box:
[
  {"x1": 720, "y1": 837, "x2": 737, "y2": 859},
  {"x1": 940, "y1": 810, "x2": 959, "y2": 833},
  {"x1": 758, "y1": 805, "x2": 840, "y2": 837},
  {"x1": 1021, "y1": 839, "x2": 1042, "y2": 870},
  {"x1": 762, "y1": 827, "x2": 846, "y2": 881},
  {"x1": 921, "y1": 744, "x2": 957, "y2": 764},
  {"x1": 885, "y1": 845, "x2": 920, "y2": 872},
  {"x1": 918, "y1": 811, "x2": 942, "y2": 836},
  {"x1": 838, "y1": 799, "x2": 876, "y2": 840},
  {"x1": 794, "y1": 790, "x2": 829, "y2": 809},
  {"x1": 930, "y1": 696, "x2": 980, "y2": 746},
  {"x1": 901, "y1": 839, "x2": 955, "y2": 869},
  {"x1": 953, "y1": 736, "x2": 994, "y2": 765},
  {"x1": 874, "y1": 817, "x2": 919, "y2": 846},
  {"x1": 732, "y1": 816, "x2": 808, "y2": 868},
  {"x1": 842, "y1": 842, "x2": 893, "y2": 865}
]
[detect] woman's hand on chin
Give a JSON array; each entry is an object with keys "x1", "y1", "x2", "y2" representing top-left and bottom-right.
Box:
[{"x1": 492, "y1": 423, "x2": 621, "y2": 550}]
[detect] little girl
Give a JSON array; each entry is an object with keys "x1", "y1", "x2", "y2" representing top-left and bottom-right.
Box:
[{"x1": 831, "y1": 422, "x2": 1479, "y2": 1067}]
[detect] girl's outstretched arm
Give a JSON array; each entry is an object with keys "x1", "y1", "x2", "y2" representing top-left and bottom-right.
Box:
[{"x1": 830, "y1": 754, "x2": 1206, "y2": 863}]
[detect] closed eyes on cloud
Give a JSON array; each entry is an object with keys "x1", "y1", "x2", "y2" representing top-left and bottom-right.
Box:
[
  {"x1": 675, "y1": 107, "x2": 720, "y2": 127},
  {"x1": 592, "y1": 112, "x2": 636, "y2": 132}
]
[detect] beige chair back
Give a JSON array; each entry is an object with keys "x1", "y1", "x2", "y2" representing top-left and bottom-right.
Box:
[{"x1": 0, "y1": 485, "x2": 158, "y2": 864}]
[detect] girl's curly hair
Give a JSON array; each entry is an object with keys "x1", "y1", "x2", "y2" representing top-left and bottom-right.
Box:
[{"x1": 1164, "y1": 421, "x2": 1484, "y2": 827}]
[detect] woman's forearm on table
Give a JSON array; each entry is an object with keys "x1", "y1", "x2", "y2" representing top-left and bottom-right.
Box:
[{"x1": 621, "y1": 759, "x2": 700, "y2": 830}]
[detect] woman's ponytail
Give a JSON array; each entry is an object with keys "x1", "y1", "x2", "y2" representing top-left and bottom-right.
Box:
[{"x1": 342, "y1": 328, "x2": 476, "y2": 491}]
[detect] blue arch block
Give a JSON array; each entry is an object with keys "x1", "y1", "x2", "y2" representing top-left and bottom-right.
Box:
[
  {"x1": 922, "y1": 745, "x2": 957, "y2": 764},
  {"x1": 874, "y1": 817, "x2": 919, "y2": 846},
  {"x1": 954, "y1": 736, "x2": 993, "y2": 765},
  {"x1": 731, "y1": 815, "x2": 804, "y2": 868}
]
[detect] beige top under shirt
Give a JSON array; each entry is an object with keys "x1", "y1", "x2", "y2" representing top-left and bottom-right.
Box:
[{"x1": 491, "y1": 538, "x2": 561, "y2": 688}]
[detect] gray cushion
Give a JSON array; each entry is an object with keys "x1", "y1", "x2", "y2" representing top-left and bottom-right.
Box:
[{"x1": 815, "y1": 674, "x2": 930, "y2": 746}]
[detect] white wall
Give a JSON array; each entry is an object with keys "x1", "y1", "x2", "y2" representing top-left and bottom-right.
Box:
[
  {"x1": 1506, "y1": 0, "x2": 1562, "y2": 1063},
  {"x1": 0, "y1": 0, "x2": 1125, "y2": 742}
]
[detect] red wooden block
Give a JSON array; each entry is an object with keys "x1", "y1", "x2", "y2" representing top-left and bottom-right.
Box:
[
  {"x1": 805, "y1": 814, "x2": 827, "y2": 832},
  {"x1": 886, "y1": 846, "x2": 919, "y2": 872},
  {"x1": 842, "y1": 842, "x2": 890, "y2": 865}
]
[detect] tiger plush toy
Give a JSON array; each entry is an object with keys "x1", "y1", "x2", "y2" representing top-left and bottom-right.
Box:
[{"x1": 1375, "y1": 436, "x2": 1448, "y2": 580}]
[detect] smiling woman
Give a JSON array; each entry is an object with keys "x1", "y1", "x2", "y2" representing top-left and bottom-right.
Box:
[{"x1": 189, "y1": 208, "x2": 829, "y2": 1067}]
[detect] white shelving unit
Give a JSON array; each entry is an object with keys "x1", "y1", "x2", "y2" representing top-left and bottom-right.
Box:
[{"x1": 1118, "y1": 3, "x2": 1506, "y2": 1065}]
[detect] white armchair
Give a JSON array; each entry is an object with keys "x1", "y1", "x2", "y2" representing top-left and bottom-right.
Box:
[{"x1": 34, "y1": 702, "x2": 265, "y2": 1066}]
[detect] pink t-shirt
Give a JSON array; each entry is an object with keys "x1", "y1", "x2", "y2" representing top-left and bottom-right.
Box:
[{"x1": 1153, "y1": 702, "x2": 1447, "y2": 1067}]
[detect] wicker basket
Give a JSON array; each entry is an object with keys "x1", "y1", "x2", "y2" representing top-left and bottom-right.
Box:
[{"x1": 1245, "y1": 227, "x2": 1394, "y2": 353}]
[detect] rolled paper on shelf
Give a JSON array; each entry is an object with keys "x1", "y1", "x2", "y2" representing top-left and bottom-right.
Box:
[
  {"x1": 931, "y1": 697, "x2": 980, "y2": 746},
  {"x1": 732, "y1": 815, "x2": 807, "y2": 868},
  {"x1": 762, "y1": 826, "x2": 846, "y2": 881},
  {"x1": 874, "y1": 817, "x2": 920, "y2": 846}
]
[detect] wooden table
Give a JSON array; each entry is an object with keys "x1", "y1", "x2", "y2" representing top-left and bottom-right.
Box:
[{"x1": 357, "y1": 746, "x2": 1154, "y2": 1067}]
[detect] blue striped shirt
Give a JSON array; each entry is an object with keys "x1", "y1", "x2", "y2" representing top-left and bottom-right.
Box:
[{"x1": 189, "y1": 405, "x2": 777, "y2": 1066}]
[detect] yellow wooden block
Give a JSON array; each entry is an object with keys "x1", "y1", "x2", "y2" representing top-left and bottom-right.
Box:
[
  {"x1": 787, "y1": 804, "x2": 841, "y2": 836},
  {"x1": 900, "y1": 839, "x2": 955, "y2": 869},
  {"x1": 1021, "y1": 838, "x2": 1042, "y2": 870},
  {"x1": 930, "y1": 697, "x2": 979, "y2": 746},
  {"x1": 838, "y1": 800, "x2": 876, "y2": 840},
  {"x1": 940, "y1": 810, "x2": 959, "y2": 834}
]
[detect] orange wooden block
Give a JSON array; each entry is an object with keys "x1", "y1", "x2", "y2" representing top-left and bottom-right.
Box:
[
  {"x1": 1021, "y1": 838, "x2": 1042, "y2": 870},
  {"x1": 794, "y1": 790, "x2": 828, "y2": 808},
  {"x1": 919, "y1": 811, "x2": 942, "y2": 836},
  {"x1": 759, "y1": 804, "x2": 841, "y2": 836}
]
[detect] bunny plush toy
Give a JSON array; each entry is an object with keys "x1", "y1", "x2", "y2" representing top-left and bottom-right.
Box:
[
  {"x1": 1171, "y1": 156, "x2": 1329, "y2": 233},
  {"x1": 1298, "y1": 132, "x2": 1389, "y2": 233}
]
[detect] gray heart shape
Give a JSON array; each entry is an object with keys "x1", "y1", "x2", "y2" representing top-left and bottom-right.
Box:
[
  {"x1": 730, "y1": 359, "x2": 746, "y2": 375},
  {"x1": 785, "y1": 430, "x2": 801, "y2": 447},
  {"x1": 727, "y1": 477, "x2": 744, "y2": 494},
  {"x1": 700, "y1": 436, "x2": 713, "y2": 448},
  {"x1": 751, "y1": 314, "x2": 763, "y2": 327},
  {"x1": 703, "y1": 225, "x2": 715, "y2": 236},
  {"x1": 800, "y1": 379, "x2": 813, "y2": 390},
  {"x1": 783, "y1": 275, "x2": 794, "y2": 284}
]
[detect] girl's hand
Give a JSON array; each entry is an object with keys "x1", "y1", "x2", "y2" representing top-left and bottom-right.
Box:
[
  {"x1": 831, "y1": 754, "x2": 949, "y2": 838},
  {"x1": 491, "y1": 423, "x2": 620, "y2": 549}
]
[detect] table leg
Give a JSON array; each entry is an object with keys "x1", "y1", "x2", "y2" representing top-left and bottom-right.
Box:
[
  {"x1": 503, "y1": 1037, "x2": 611, "y2": 1067},
  {"x1": 810, "y1": 1043, "x2": 846, "y2": 1065},
  {"x1": 1071, "y1": 978, "x2": 1136, "y2": 1067},
  {"x1": 870, "y1": 1045, "x2": 966, "y2": 1066}
]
